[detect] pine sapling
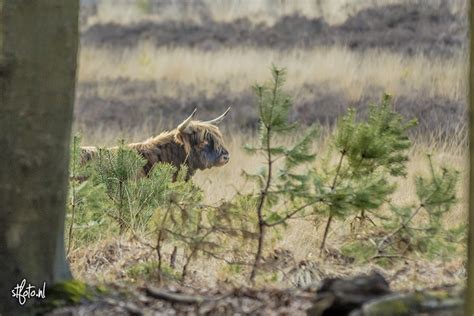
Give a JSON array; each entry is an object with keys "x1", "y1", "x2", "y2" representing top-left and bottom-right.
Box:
[
  {"x1": 377, "y1": 155, "x2": 459, "y2": 258},
  {"x1": 245, "y1": 65, "x2": 317, "y2": 282},
  {"x1": 315, "y1": 94, "x2": 417, "y2": 253}
]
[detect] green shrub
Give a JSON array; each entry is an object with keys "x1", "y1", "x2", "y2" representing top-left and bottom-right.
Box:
[
  {"x1": 66, "y1": 135, "x2": 112, "y2": 253},
  {"x1": 376, "y1": 156, "x2": 461, "y2": 260},
  {"x1": 90, "y1": 141, "x2": 175, "y2": 234}
]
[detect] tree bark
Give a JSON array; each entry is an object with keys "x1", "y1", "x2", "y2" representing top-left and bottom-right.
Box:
[
  {"x1": 468, "y1": 1, "x2": 474, "y2": 315},
  {"x1": 0, "y1": 1, "x2": 78, "y2": 314}
]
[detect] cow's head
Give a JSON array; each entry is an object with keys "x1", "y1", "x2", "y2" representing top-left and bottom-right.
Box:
[{"x1": 175, "y1": 108, "x2": 230, "y2": 171}]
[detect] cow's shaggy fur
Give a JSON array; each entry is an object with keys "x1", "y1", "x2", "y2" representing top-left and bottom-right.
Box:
[
  {"x1": 130, "y1": 121, "x2": 227, "y2": 177},
  {"x1": 81, "y1": 121, "x2": 229, "y2": 179}
]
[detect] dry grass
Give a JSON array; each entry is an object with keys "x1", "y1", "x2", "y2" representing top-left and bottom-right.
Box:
[
  {"x1": 86, "y1": 0, "x2": 467, "y2": 26},
  {"x1": 79, "y1": 44, "x2": 467, "y2": 102},
  {"x1": 69, "y1": 235, "x2": 465, "y2": 291}
]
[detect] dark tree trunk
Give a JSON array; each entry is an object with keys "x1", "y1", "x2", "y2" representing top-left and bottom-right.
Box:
[{"x1": 0, "y1": 1, "x2": 79, "y2": 314}]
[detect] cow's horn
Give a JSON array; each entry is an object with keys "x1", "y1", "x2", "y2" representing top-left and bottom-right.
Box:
[
  {"x1": 178, "y1": 108, "x2": 197, "y2": 133},
  {"x1": 203, "y1": 107, "x2": 231, "y2": 125}
]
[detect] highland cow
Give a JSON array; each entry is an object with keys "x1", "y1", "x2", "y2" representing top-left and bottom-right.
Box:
[{"x1": 80, "y1": 108, "x2": 231, "y2": 180}]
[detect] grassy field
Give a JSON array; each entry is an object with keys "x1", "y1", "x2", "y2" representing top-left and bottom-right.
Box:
[
  {"x1": 79, "y1": 44, "x2": 467, "y2": 102},
  {"x1": 70, "y1": 0, "x2": 469, "y2": 295}
]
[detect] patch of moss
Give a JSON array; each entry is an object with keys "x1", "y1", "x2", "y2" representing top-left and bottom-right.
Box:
[
  {"x1": 34, "y1": 279, "x2": 100, "y2": 314},
  {"x1": 47, "y1": 280, "x2": 92, "y2": 305}
]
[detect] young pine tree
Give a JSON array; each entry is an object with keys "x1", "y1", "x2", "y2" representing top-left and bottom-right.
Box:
[
  {"x1": 66, "y1": 135, "x2": 110, "y2": 253},
  {"x1": 377, "y1": 155, "x2": 461, "y2": 259},
  {"x1": 314, "y1": 94, "x2": 417, "y2": 252},
  {"x1": 244, "y1": 65, "x2": 317, "y2": 282},
  {"x1": 92, "y1": 141, "x2": 174, "y2": 234}
]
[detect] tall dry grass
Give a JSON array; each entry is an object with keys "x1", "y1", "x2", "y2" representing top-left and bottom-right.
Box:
[{"x1": 79, "y1": 44, "x2": 467, "y2": 102}]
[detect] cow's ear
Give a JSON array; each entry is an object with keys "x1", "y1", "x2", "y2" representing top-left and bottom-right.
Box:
[{"x1": 175, "y1": 131, "x2": 192, "y2": 154}]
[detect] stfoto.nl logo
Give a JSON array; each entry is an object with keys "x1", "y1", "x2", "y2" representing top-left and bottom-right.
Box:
[{"x1": 11, "y1": 279, "x2": 46, "y2": 305}]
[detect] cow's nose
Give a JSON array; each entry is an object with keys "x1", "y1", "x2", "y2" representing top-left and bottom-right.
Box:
[{"x1": 221, "y1": 150, "x2": 230, "y2": 162}]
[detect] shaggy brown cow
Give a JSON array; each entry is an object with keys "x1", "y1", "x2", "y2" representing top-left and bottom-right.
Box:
[{"x1": 81, "y1": 108, "x2": 231, "y2": 179}]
